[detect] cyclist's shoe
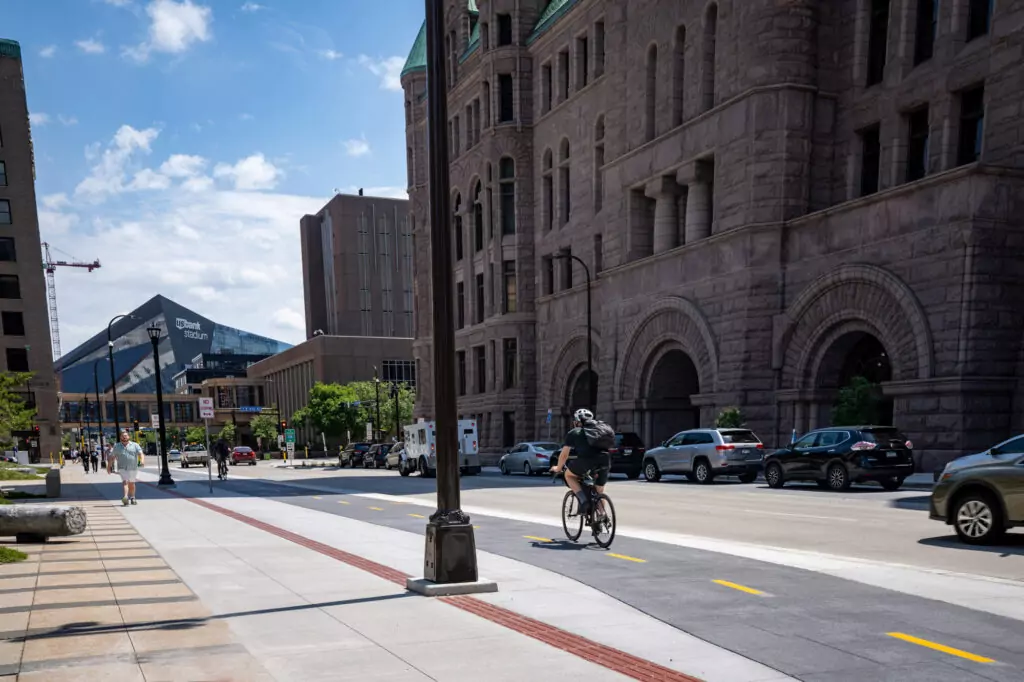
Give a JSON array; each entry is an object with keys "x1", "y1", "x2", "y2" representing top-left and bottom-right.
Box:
[{"x1": 121, "y1": 496, "x2": 129, "y2": 506}]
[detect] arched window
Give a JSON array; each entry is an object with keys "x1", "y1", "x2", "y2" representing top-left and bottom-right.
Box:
[
  {"x1": 453, "y1": 192, "x2": 464, "y2": 261},
  {"x1": 407, "y1": 147, "x2": 414, "y2": 187},
  {"x1": 473, "y1": 180, "x2": 484, "y2": 252},
  {"x1": 702, "y1": 4, "x2": 718, "y2": 112},
  {"x1": 645, "y1": 44, "x2": 658, "y2": 142},
  {"x1": 672, "y1": 26, "x2": 686, "y2": 127},
  {"x1": 499, "y1": 157, "x2": 516, "y2": 236},
  {"x1": 558, "y1": 139, "x2": 571, "y2": 226},
  {"x1": 593, "y1": 116, "x2": 605, "y2": 212},
  {"x1": 542, "y1": 149, "x2": 554, "y2": 231},
  {"x1": 486, "y1": 162, "x2": 494, "y2": 238}
]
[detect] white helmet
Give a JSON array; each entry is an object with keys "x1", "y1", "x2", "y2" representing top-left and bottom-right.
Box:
[{"x1": 573, "y1": 408, "x2": 594, "y2": 423}]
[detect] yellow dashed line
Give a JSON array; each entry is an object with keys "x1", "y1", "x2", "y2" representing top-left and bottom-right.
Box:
[
  {"x1": 312, "y1": 496, "x2": 322, "y2": 500},
  {"x1": 713, "y1": 579, "x2": 766, "y2": 596},
  {"x1": 887, "y1": 633, "x2": 995, "y2": 663},
  {"x1": 408, "y1": 513, "x2": 426, "y2": 519},
  {"x1": 369, "y1": 507, "x2": 384, "y2": 511},
  {"x1": 473, "y1": 525, "x2": 480, "y2": 529},
  {"x1": 607, "y1": 553, "x2": 646, "y2": 563},
  {"x1": 337, "y1": 501, "x2": 349, "y2": 505},
  {"x1": 524, "y1": 535, "x2": 553, "y2": 543}
]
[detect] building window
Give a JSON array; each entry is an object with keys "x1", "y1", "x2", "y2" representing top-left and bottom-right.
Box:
[
  {"x1": 594, "y1": 116, "x2": 605, "y2": 212},
  {"x1": 967, "y1": 0, "x2": 992, "y2": 41},
  {"x1": 382, "y1": 359, "x2": 416, "y2": 387},
  {"x1": 465, "y1": 105, "x2": 473, "y2": 147},
  {"x1": 475, "y1": 273, "x2": 484, "y2": 324},
  {"x1": 0, "y1": 238, "x2": 15, "y2": 262},
  {"x1": 482, "y1": 81, "x2": 491, "y2": 127},
  {"x1": 473, "y1": 182, "x2": 484, "y2": 251},
  {"x1": 645, "y1": 43, "x2": 658, "y2": 141},
  {"x1": 502, "y1": 410, "x2": 516, "y2": 447},
  {"x1": 594, "y1": 234, "x2": 603, "y2": 274},
  {"x1": 498, "y1": 74, "x2": 514, "y2": 122},
  {"x1": 457, "y1": 281, "x2": 465, "y2": 329},
  {"x1": 958, "y1": 84, "x2": 985, "y2": 165},
  {"x1": 543, "y1": 255, "x2": 554, "y2": 295},
  {"x1": 454, "y1": 193, "x2": 464, "y2": 260},
  {"x1": 2, "y1": 311, "x2": 24, "y2": 336},
  {"x1": 561, "y1": 248, "x2": 574, "y2": 290},
  {"x1": 499, "y1": 157, "x2": 516, "y2": 235},
  {"x1": 497, "y1": 13, "x2": 513, "y2": 46},
  {"x1": 0, "y1": 161, "x2": 6, "y2": 186},
  {"x1": 859, "y1": 123, "x2": 881, "y2": 196},
  {"x1": 914, "y1": 0, "x2": 937, "y2": 65},
  {"x1": 457, "y1": 350, "x2": 466, "y2": 396},
  {"x1": 503, "y1": 338, "x2": 517, "y2": 388},
  {"x1": 866, "y1": 0, "x2": 889, "y2": 86},
  {"x1": 0, "y1": 275, "x2": 19, "y2": 299},
  {"x1": 502, "y1": 260, "x2": 517, "y2": 314},
  {"x1": 6, "y1": 347, "x2": 28, "y2": 372},
  {"x1": 558, "y1": 50, "x2": 569, "y2": 101},
  {"x1": 472, "y1": 98, "x2": 481, "y2": 144},
  {"x1": 672, "y1": 26, "x2": 687, "y2": 127},
  {"x1": 406, "y1": 147, "x2": 414, "y2": 187},
  {"x1": 482, "y1": 22, "x2": 490, "y2": 50},
  {"x1": 541, "y1": 63, "x2": 552, "y2": 113},
  {"x1": 594, "y1": 21, "x2": 605, "y2": 77},
  {"x1": 558, "y1": 139, "x2": 571, "y2": 226},
  {"x1": 0, "y1": 200, "x2": 10, "y2": 225},
  {"x1": 488, "y1": 262, "x2": 494, "y2": 312},
  {"x1": 542, "y1": 149, "x2": 554, "y2": 230},
  {"x1": 702, "y1": 4, "x2": 718, "y2": 111},
  {"x1": 475, "y1": 346, "x2": 486, "y2": 393},
  {"x1": 906, "y1": 106, "x2": 930, "y2": 182},
  {"x1": 453, "y1": 114, "x2": 461, "y2": 155},
  {"x1": 576, "y1": 35, "x2": 589, "y2": 89}
]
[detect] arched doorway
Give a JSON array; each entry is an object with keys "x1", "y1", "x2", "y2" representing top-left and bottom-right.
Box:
[
  {"x1": 817, "y1": 331, "x2": 894, "y2": 425},
  {"x1": 568, "y1": 368, "x2": 597, "y2": 412},
  {"x1": 646, "y1": 349, "x2": 700, "y2": 446}
]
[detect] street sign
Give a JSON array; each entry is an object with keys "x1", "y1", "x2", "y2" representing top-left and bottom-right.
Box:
[
  {"x1": 286, "y1": 442, "x2": 295, "y2": 457},
  {"x1": 198, "y1": 397, "x2": 215, "y2": 420},
  {"x1": 238, "y1": 406, "x2": 262, "y2": 413},
  {"x1": 546, "y1": 408, "x2": 553, "y2": 424},
  {"x1": 365, "y1": 422, "x2": 372, "y2": 440},
  {"x1": 285, "y1": 429, "x2": 296, "y2": 444},
  {"x1": 151, "y1": 415, "x2": 160, "y2": 429}
]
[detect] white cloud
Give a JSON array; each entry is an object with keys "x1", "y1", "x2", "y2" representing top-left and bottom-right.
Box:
[
  {"x1": 74, "y1": 124, "x2": 161, "y2": 199},
  {"x1": 39, "y1": 45, "x2": 57, "y2": 58},
  {"x1": 181, "y1": 176, "x2": 214, "y2": 192},
  {"x1": 58, "y1": 115, "x2": 78, "y2": 126},
  {"x1": 42, "y1": 193, "x2": 71, "y2": 211},
  {"x1": 213, "y1": 153, "x2": 281, "y2": 191},
  {"x1": 75, "y1": 38, "x2": 106, "y2": 54},
  {"x1": 343, "y1": 136, "x2": 370, "y2": 157},
  {"x1": 124, "y1": 0, "x2": 213, "y2": 63},
  {"x1": 357, "y1": 54, "x2": 404, "y2": 92},
  {"x1": 128, "y1": 168, "x2": 172, "y2": 190},
  {"x1": 240, "y1": 2, "x2": 263, "y2": 11},
  {"x1": 239, "y1": 113, "x2": 254, "y2": 121},
  {"x1": 159, "y1": 153, "x2": 206, "y2": 178},
  {"x1": 29, "y1": 113, "x2": 51, "y2": 126},
  {"x1": 343, "y1": 185, "x2": 408, "y2": 200},
  {"x1": 103, "y1": 0, "x2": 133, "y2": 6},
  {"x1": 318, "y1": 49, "x2": 342, "y2": 60},
  {"x1": 273, "y1": 307, "x2": 304, "y2": 332}
]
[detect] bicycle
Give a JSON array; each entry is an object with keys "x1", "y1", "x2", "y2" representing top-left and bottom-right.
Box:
[
  {"x1": 552, "y1": 469, "x2": 617, "y2": 549},
  {"x1": 217, "y1": 458, "x2": 228, "y2": 481}
]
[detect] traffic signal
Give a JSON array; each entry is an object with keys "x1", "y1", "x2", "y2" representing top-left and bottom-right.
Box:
[
  {"x1": 133, "y1": 419, "x2": 140, "y2": 431},
  {"x1": 280, "y1": 420, "x2": 287, "y2": 432},
  {"x1": 32, "y1": 425, "x2": 39, "y2": 436}
]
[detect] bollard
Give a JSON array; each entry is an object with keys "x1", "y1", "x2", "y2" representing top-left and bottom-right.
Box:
[{"x1": 45, "y1": 468, "x2": 61, "y2": 499}]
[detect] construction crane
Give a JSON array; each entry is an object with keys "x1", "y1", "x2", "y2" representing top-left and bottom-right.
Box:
[{"x1": 42, "y1": 242, "x2": 101, "y2": 404}]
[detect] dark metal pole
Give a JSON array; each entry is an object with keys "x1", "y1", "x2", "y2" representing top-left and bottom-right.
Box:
[
  {"x1": 83, "y1": 394, "x2": 91, "y2": 454},
  {"x1": 392, "y1": 383, "x2": 400, "y2": 440},
  {"x1": 93, "y1": 360, "x2": 106, "y2": 465},
  {"x1": 107, "y1": 314, "x2": 131, "y2": 437},
  {"x1": 374, "y1": 367, "x2": 381, "y2": 443},
  {"x1": 150, "y1": 333, "x2": 174, "y2": 486},
  {"x1": 423, "y1": 0, "x2": 476, "y2": 583},
  {"x1": 556, "y1": 253, "x2": 594, "y2": 412}
]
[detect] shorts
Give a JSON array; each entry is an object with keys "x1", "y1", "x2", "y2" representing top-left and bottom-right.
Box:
[
  {"x1": 566, "y1": 453, "x2": 611, "y2": 486},
  {"x1": 119, "y1": 469, "x2": 138, "y2": 483}
]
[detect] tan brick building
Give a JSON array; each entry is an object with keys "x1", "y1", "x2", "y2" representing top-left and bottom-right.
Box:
[
  {"x1": 0, "y1": 39, "x2": 61, "y2": 460},
  {"x1": 403, "y1": 0, "x2": 1024, "y2": 472}
]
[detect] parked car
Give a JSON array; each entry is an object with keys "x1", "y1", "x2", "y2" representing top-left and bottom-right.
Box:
[
  {"x1": 643, "y1": 428, "x2": 764, "y2": 483},
  {"x1": 167, "y1": 449, "x2": 181, "y2": 463},
  {"x1": 609, "y1": 432, "x2": 646, "y2": 480},
  {"x1": 764, "y1": 426, "x2": 914, "y2": 491},
  {"x1": 500, "y1": 442, "x2": 562, "y2": 476},
  {"x1": 385, "y1": 441, "x2": 405, "y2": 470},
  {"x1": 339, "y1": 442, "x2": 371, "y2": 467},
  {"x1": 929, "y1": 434, "x2": 1024, "y2": 544},
  {"x1": 364, "y1": 443, "x2": 392, "y2": 469},
  {"x1": 231, "y1": 446, "x2": 257, "y2": 466},
  {"x1": 180, "y1": 444, "x2": 210, "y2": 468}
]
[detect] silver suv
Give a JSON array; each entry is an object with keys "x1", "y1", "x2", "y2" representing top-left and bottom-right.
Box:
[{"x1": 643, "y1": 428, "x2": 764, "y2": 484}]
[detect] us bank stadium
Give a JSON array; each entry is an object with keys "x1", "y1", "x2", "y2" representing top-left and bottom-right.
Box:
[{"x1": 55, "y1": 295, "x2": 291, "y2": 445}]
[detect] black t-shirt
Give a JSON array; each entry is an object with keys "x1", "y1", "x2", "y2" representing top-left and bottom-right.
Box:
[{"x1": 564, "y1": 427, "x2": 595, "y2": 459}]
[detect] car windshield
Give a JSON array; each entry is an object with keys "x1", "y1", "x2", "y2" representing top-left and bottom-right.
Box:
[
  {"x1": 534, "y1": 443, "x2": 560, "y2": 452},
  {"x1": 355, "y1": 444, "x2": 370, "y2": 451},
  {"x1": 615, "y1": 433, "x2": 643, "y2": 447},
  {"x1": 860, "y1": 428, "x2": 907, "y2": 444},
  {"x1": 720, "y1": 430, "x2": 760, "y2": 444}
]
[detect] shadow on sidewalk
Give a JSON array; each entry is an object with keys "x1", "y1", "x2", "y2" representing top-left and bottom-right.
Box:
[
  {"x1": 8, "y1": 592, "x2": 414, "y2": 643},
  {"x1": 918, "y1": 533, "x2": 1024, "y2": 559}
]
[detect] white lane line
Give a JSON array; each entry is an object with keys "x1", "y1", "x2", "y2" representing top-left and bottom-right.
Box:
[{"x1": 739, "y1": 509, "x2": 859, "y2": 522}]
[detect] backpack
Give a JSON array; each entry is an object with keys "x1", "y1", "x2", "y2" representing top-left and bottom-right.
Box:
[{"x1": 582, "y1": 420, "x2": 615, "y2": 451}]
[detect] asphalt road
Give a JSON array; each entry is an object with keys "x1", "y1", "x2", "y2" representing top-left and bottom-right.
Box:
[{"x1": 157, "y1": 462, "x2": 1024, "y2": 682}]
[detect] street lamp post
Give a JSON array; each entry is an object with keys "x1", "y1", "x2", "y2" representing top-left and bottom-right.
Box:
[
  {"x1": 373, "y1": 367, "x2": 381, "y2": 443},
  {"x1": 83, "y1": 394, "x2": 91, "y2": 453},
  {"x1": 554, "y1": 252, "x2": 595, "y2": 412},
  {"x1": 147, "y1": 325, "x2": 174, "y2": 486},
  {"x1": 92, "y1": 358, "x2": 107, "y2": 465},
  {"x1": 107, "y1": 314, "x2": 135, "y2": 437},
  {"x1": 420, "y1": 0, "x2": 478, "y2": 586},
  {"x1": 391, "y1": 383, "x2": 400, "y2": 441}
]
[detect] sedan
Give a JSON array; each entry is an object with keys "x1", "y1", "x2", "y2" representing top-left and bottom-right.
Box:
[
  {"x1": 930, "y1": 434, "x2": 1024, "y2": 544},
  {"x1": 385, "y1": 442, "x2": 405, "y2": 470},
  {"x1": 500, "y1": 442, "x2": 562, "y2": 476},
  {"x1": 339, "y1": 443, "x2": 371, "y2": 467},
  {"x1": 231, "y1": 446, "x2": 257, "y2": 466},
  {"x1": 167, "y1": 449, "x2": 182, "y2": 463},
  {"x1": 364, "y1": 443, "x2": 392, "y2": 469}
]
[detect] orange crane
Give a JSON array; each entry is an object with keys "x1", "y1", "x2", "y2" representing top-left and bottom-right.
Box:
[{"x1": 42, "y1": 242, "x2": 101, "y2": 400}]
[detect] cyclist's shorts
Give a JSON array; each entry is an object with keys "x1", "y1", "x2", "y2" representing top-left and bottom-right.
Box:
[{"x1": 567, "y1": 453, "x2": 610, "y2": 486}]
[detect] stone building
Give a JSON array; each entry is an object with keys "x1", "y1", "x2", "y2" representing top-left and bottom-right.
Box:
[{"x1": 402, "y1": 0, "x2": 1024, "y2": 472}]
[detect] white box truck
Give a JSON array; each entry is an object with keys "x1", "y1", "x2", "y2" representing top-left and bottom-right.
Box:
[{"x1": 402, "y1": 419, "x2": 481, "y2": 477}]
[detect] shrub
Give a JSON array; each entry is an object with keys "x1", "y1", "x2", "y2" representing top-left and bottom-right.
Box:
[{"x1": 715, "y1": 407, "x2": 744, "y2": 429}]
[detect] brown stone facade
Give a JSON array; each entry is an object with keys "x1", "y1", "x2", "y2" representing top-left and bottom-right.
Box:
[{"x1": 403, "y1": 0, "x2": 1024, "y2": 472}]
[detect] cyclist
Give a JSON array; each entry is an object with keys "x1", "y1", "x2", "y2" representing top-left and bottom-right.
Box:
[
  {"x1": 549, "y1": 408, "x2": 613, "y2": 515},
  {"x1": 214, "y1": 438, "x2": 230, "y2": 479}
]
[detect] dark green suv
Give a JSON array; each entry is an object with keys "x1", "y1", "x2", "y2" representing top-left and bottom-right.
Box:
[{"x1": 929, "y1": 435, "x2": 1024, "y2": 544}]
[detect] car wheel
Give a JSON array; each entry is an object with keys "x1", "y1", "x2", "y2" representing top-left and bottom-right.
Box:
[
  {"x1": 420, "y1": 457, "x2": 434, "y2": 478},
  {"x1": 879, "y1": 476, "x2": 904, "y2": 491},
  {"x1": 826, "y1": 463, "x2": 851, "y2": 491},
  {"x1": 500, "y1": 461, "x2": 509, "y2": 475},
  {"x1": 737, "y1": 471, "x2": 757, "y2": 484},
  {"x1": 953, "y1": 492, "x2": 1005, "y2": 545},
  {"x1": 643, "y1": 459, "x2": 661, "y2": 482},
  {"x1": 765, "y1": 462, "x2": 785, "y2": 489},
  {"x1": 693, "y1": 459, "x2": 714, "y2": 484},
  {"x1": 626, "y1": 470, "x2": 641, "y2": 480},
  {"x1": 182, "y1": 462, "x2": 188, "y2": 469},
  {"x1": 399, "y1": 463, "x2": 411, "y2": 477},
  {"x1": 250, "y1": 461, "x2": 256, "y2": 466},
  {"x1": 524, "y1": 461, "x2": 533, "y2": 477}
]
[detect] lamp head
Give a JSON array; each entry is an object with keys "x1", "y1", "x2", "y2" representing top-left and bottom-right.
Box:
[{"x1": 146, "y1": 325, "x2": 161, "y2": 341}]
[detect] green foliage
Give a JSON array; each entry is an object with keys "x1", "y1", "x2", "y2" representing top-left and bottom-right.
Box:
[
  {"x1": 0, "y1": 546, "x2": 28, "y2": 563},
  {"x1": 294, "y1": 381, "x2": 416, "y2": 442},
  {"x1": 217, "y1": 422, "x2": 236, "y2": 445},
  {"x1": 0, "y1": 468, "x2": 40, "y2": 481},
  {"x1": 184, "y1": 426, "x2": 207, "y2": 444},
  {"x1": 715, "y1": 407, "x2": 744, "y2": 428},
  {"x1": 0, "y1": 372, "x2": 37, "y2": 448},
  {"x1": 250, "y1": 414, "x2": 278, "y2": 444},
  {"x1": 831, "y1": 376, "x2": 881, "y2": 426}
]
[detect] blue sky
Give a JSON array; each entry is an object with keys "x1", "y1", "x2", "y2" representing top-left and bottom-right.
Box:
[{"x1": 5, "y1": 0, "x2": 423, "y2": 352}]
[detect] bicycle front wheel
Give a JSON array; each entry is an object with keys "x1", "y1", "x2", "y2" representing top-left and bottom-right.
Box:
[
  {"x1": 562, "y1": 491, "x2": 583, "y2": 542},
  {"x1": 592, "y1": 494, "x2": 616, "y2": 548}
]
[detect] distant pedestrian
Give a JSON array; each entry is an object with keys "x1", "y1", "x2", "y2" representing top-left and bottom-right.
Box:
[
  {"x1": 109, "y1": 430, "x2": 142, "y2": 506},
  {"x1": 90, "y1": 446, "x2": 99, "y2": 473},
  {"x1": 81, "y1": 448, "x2": 90, "y2": 474}
]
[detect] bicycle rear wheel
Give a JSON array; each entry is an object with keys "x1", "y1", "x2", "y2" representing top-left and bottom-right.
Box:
[
  {"x1": 591, "y1": 494, "x2": 616, "y2": 548},
  {"x1": 562, "y1": 491, "x2": 583, "y2": 542}
]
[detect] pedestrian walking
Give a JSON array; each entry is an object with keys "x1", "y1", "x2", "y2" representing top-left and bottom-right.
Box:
[
  {"x1": 90, "y1": 446, "x2": 99, "y2": 473},
  {"x1": 81, "y1": 447, "x2": 90, "y2": 474},
  {"x1": 108, "y1": 430, "x2": 143, "y2": 506}
]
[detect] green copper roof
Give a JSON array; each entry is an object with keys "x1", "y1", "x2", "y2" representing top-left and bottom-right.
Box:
[
  {"x1": 467, "y1": 0, "x2": 478, "y2": 13},
  {"x1": 528, "y1": 0, "x2": 580, "y2": 45},
  {"x1": 460, "y1": 18, "x2": 480, "y2": 63},
  {"x1": 401, "y1": 22, "x2": 427, "y2": 77},
  {"x1": 0, "y1": 39, "x2": 22, "y2": 60}
]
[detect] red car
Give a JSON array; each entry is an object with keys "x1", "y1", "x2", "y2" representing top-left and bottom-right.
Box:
[{"x1": 231, "y1": 446, "x2": 257, "y2": 466}]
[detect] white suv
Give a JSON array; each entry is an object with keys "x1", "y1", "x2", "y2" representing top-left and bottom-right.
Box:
[{"x1": 642, "y1": 428, "x2": 765, "y2": 484}]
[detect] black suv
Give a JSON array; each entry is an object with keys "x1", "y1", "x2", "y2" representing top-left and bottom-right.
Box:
[
  {"x1": 608, "y1": 432, "x2": 645, "y2": 480},
  {"x1": 364, "y1": 443, "x2": 392, "y2": 469},
  {"x1": 764, "y1": 426, "x2": 914, "y2": 491},
  {"x1": 339, "y1": 442, "x2": 371, "y2": 467}
]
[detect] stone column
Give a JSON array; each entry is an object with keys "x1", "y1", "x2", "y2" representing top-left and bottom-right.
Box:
[
  {"x1": 645, "y1": 176, "x2": 680, "y2": 253},
  {"x1": 678, "y1": 162, "x2": 713, "y2": 243},
  {"x1": 793, "y1": 401, "x2": 806, "y2": 438}
]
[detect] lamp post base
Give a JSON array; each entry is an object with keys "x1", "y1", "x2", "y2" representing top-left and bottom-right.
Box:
[
  {"x1": 422, "y1": 520, "x2": 480, "y2": 584},
  {"x1": 157, "y1": 472, "x2": 175, "y2": 487}
]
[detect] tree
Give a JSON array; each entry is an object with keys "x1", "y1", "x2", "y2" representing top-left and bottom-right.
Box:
[
  {"x1": 184, "y1": 426, "x2": 206, "y2": 444},
  {"x1": 344, "y1": 381, "x2": 416, "y2": 440},
  {"x1": 715, "y1": 407, "x2": 744, "y2": 429},
  {"x1": 296, "y1": 382, "x2": 362, "y2": 440},
  {"x1": 250, "y1": 414, "x2": 278, "y2": 446},
  {"x1": 0, "y1": 372, "x2": 36, "y2": 447},
  {"x1": 217, "y1": 422, "x2": 236, "y2": 445},
  {"x1": 831, "y1": 376, "x2": 880, "y2": 426}
]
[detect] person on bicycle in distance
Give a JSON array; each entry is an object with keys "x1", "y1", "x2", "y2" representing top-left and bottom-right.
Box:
[
  {"x1": 214, "y1": 437, "x2": 230, "y2": 478},
  {"x1": 550, "y1": 408, "x2": 613, "y2": 514}
]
